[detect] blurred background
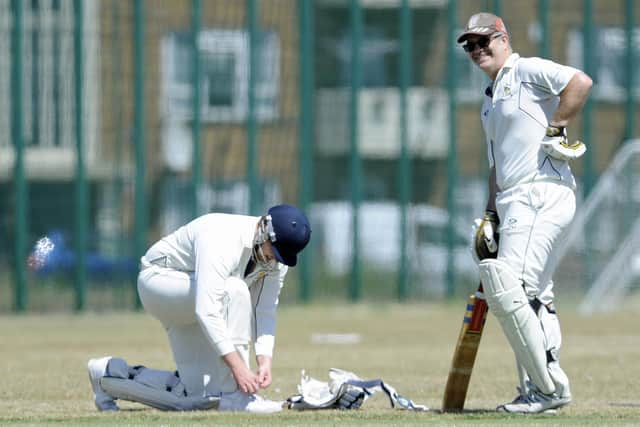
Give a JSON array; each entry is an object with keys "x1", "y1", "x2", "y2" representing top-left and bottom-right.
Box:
[{"x1": 1, "y1": 0, "x2": 638, "y2": 312}]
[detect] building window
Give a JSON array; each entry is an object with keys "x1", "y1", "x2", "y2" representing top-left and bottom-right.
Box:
[
  {"x1": 0, "y1": 0, "x2": 99, "y2": 177},
  {"x1": 568, "y1": 27, "x2": 640, "y2": 102},
  {"x1": 161, "y1": 29, "x2": 280, "y2": 123}
]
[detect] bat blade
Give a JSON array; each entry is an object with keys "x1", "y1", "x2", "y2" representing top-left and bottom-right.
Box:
[{"x1": 442, "y1": 284, "x2": 489, "y2": 412}]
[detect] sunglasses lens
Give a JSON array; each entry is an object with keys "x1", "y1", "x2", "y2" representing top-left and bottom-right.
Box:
[{"x1": 463, "y1": 35, "x2": 496, "y2": 52}]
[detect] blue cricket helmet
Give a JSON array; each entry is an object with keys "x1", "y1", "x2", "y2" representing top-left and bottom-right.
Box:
[{"x1": 268, "y1": 204, "x2": 311, "y2": 267}]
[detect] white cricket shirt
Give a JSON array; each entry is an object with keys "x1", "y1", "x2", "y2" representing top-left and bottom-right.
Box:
[
  {"x1": 143, "y1": 213, "x2": 286, "y2": 357},
  {"x1": 481, "y1": 53, "x2": 579, "y2": 191}
]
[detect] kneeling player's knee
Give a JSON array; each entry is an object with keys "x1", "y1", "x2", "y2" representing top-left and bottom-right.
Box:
[{"x1": 104, "y1": 357, "x2": 131, "y2": 379}]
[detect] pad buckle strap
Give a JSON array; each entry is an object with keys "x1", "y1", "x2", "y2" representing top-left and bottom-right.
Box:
[
  {"x1": 165, "y1": 372, "x2": 182, "y2": 394},
  {"x1": 529, "y1": 298, "x2": 557, "y2": 315},
  {"x1": 127, "y1": 365, "x2": 144, "y2": 380}
]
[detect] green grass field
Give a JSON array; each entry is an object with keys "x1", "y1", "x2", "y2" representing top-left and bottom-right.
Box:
[{"x1": 1, "y1": 302, "x2": 639, "y2": 426}]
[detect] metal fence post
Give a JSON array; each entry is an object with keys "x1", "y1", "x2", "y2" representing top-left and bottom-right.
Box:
[
  {"x1": 581, "y1": 0, "x2": 596, "y2": 291},
  {"x1": 397, "y1": 0, "x2": 412, "y2": 301},
  {"x1": 11, "y1": 0, "x2": 27, "y2": 312},
  {"x1": 538, "y1": 0, "x2": 549, "y2": 58},
  {"x1": 446, "y1": 0, "x2": 459, "y2": 298},
  {"x1": 191, "y1": 0, "x2": 202, "y2": 219},
  {"x1": 491, "y1": 0, "x2": 502, "y2": 17},
  {"x1": 582, "y1": 0, "x2": 595, "y2": 195},
  {"x1": 624, "y1": 0, "x2": 635, "y2": 141},
  {"x1": 298, "y1": 0, "x2": 314, "y2": 302},
  {"x1": 74, "y1": 0, "x2": 87, "y2": 311},
  {"x1": 247, "y1": 0, "x2": 260, "y2": 215},
  {"x1": 349, "y1": 0, "x2": 363, "y2": 302},
  {"x1": 133, "y1": 0, "x2": 147, "y2": 309}
]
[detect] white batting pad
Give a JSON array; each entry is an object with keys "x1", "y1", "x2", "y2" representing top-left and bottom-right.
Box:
[
  {"x1": 479, "y1": 259, "x2": 555, "y2": 394},
  {"x1": 538, "y1": 308, "x2": 571, "y2": 399},
  {"x1": 100, "y1": 358, "x2": 219, "y2": 411},
  {"x1": 100, "y1": 377, "x2": 219, "y2": 411}
]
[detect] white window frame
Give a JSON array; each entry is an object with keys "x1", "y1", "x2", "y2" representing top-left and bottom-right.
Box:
[
  {"x1": 0, "y1": 0, "x2": 99, "y2": 179},
  {"x1": 161, "y1": 29, "x2": 280, "y2": 123}
]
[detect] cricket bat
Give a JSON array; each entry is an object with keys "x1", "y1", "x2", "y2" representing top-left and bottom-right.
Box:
[{"x1": 442, "y1": 283, "x2": 489, "y2": 412}]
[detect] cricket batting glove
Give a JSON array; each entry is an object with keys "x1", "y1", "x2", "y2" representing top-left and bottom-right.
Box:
[
  {"x1": 541, "y1": 125, "x2": 586, "y2": 161},
  {"x1": 471, "y1": 210, "x2": 499, "y2": 264},
  {"x1": 286, "y1": 369, "x2": 427, "y2": 411}
]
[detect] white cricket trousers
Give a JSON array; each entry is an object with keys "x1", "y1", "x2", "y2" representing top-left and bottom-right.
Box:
[
  {"x1": 496, "y1": 179, "x2": 574, "y2": 397},
  {"x1": 137, "y1": 264, "x2": 251, "y2": 397},
  {"x1": 496, "y1": 180, "x2": 576, "y2": 305}
]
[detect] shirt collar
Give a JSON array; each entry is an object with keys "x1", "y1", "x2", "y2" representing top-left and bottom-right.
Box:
[
  {"x1": 495, "y1": 52, "x2": 519, "y2": 80},
  {"x1": 491, "y1": 52, "x2": 519, "y2": 92},
  {"x1": 503, "y1": 52, "x2": 520, "y2": 69}
]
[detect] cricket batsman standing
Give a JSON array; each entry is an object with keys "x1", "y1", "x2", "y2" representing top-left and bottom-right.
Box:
[
  {"x1": 459, "y1": 13, "x2": 592, "y2": 413},
  {"x1": 87, "y1": 204, "x2": 311, "y2": 413}
]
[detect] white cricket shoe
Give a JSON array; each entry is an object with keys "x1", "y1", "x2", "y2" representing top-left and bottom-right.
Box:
[
  {"x1": 219, "y1": 390, "x2": 283, "y2": 414},
  {"x1": 87, "y1": 357, "x2": 119, "y2": 411},
  {"x1": 497, "y1": 387, "x2": 571, "y2": 414}
]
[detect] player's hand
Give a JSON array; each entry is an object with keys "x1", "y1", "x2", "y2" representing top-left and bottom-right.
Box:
[
  {"x1": 232, "y1": 364, "x2": 260, "y2": 394},
  {"x1": 471, "y1": 210, "x2": 499, "y2": 263},
  {"x1": 541, "y1": 125, "x2": 586, "y2": 161},
  {"x1": 256, "y1": 355, "x2": 273, "y2": 389}
]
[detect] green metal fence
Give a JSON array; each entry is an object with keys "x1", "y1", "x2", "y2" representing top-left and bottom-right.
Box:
[{"x1": 1, "y1": 0, "x2": 638, "y2": 312}]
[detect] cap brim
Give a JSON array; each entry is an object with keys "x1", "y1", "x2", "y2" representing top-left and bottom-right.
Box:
[
  {"x1": 457, "y1": 29, "x2": 494, "y2": 43},
  {"x1": 272, "y1": 244, "x2": 297, "y2": 267}
]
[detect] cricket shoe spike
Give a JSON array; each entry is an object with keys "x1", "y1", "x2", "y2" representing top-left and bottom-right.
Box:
[
  {"x1": 219, "y1": 390, "x2": 283, "y2": 414},
  {"x1": 87, "y1": 357, "x2": 119, "y2": 411},
  {"x1": 497, "y1": 387, "x2": 570, "y2": 414}
]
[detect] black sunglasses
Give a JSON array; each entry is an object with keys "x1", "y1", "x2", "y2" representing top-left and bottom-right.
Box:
[{"x1": 462, "y1": 32, "x2": 503, "y2": 52}]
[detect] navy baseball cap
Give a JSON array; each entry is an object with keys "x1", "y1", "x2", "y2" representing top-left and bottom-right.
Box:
[{"x1": 268, "y1": 204, "x2": 311, "y2": 267}]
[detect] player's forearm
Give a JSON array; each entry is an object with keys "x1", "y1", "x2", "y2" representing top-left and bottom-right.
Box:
[
  {"x1": 550, "y1": 71, "x2": 593, "y2": 127},
  {"x1": 256, "y1": 354, "x2": 273, "y2": 388},
  {"x1": 224, "y1": 351, "x2": 260, "y2": 393},
  {"x1": 253, "y1": 275, "x2": 282, "y2": 356},
  {"x1": 224, "y1": 351, "x2": 249, "y2": 372},
  {"x1": 485, "y1": 167, "x2": 498, "y2": 212},
  {"x1": 257, "y1": 354, "x2": 272, "y2": 370}
]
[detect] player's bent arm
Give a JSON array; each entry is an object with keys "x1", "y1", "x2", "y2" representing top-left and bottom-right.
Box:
[
  {"x1": 550, "y1": 71, "x2": 593, "y2": 127},
  {"x1": 193, "y1": 234, "x2": 237, "y2": 356},
  {"x1": 224, "y1": 351, "x2": 260, "y2": 394}
]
